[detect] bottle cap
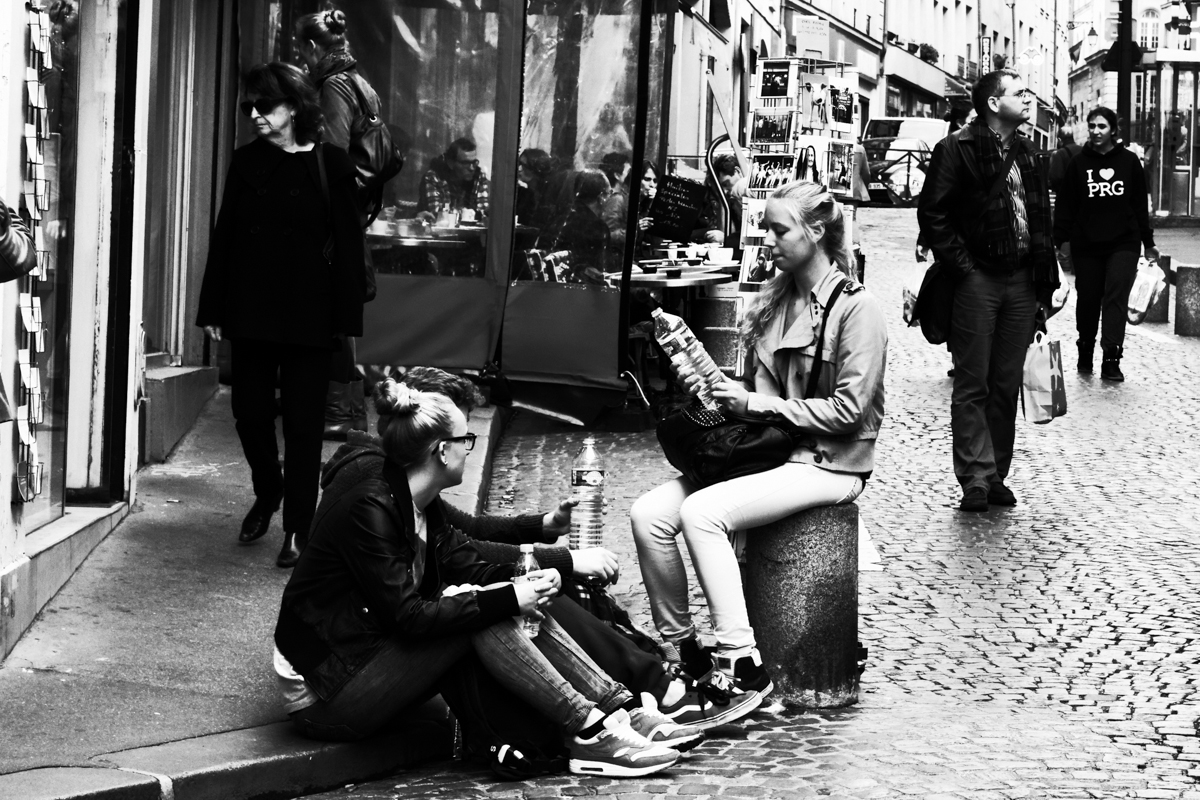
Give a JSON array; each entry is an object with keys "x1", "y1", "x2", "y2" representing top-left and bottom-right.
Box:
[{"x1": 519, "y1": 543, "x2": 534, "y2": 552}]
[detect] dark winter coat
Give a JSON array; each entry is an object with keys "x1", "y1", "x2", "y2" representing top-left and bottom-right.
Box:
[
  {"x1": 274, "y1": 439, "x2": 534, "y2": 702},
  {"x1": 308, "y1": 49, "x2": 381, "y2": 154},
  {"x1": 1052, "y1": 142, "x2": 1155, "y2": 255},
  {"x1": 196, "y1": 137, "x2": 366, "y2": 346}
]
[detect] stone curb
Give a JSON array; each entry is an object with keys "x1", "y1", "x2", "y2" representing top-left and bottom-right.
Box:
[{"x1": 0, "y1": 405, "x2": 511, "y2": 800}]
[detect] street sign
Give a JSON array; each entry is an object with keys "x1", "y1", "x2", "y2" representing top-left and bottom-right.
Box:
[
  {"x1": 1104, "y1": 17, "x2": 1120, "y2": 41},
  {"x1": 980, "y1": 35, "x2": 991, "y2": 66}
]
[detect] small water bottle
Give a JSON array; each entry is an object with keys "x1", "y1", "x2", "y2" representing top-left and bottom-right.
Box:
[
  {"x1": 650, "y1": 308, "x2": 723, "y2": 410},
  {"x1": 512, "y1": 544, "x2": 541, "y2": 638},
  {"x1": 569, "y1": 438, "x2": 605, "y2": 551}
]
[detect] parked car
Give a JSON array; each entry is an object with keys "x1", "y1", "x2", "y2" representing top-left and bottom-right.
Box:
[{"x1": 863, "y1": 137, "x2": 932, "y2": 206}]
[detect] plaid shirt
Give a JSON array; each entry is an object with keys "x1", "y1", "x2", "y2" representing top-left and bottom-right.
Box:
[{"x1": 419, "y1": 157, "x2": 490, "y2": 218}]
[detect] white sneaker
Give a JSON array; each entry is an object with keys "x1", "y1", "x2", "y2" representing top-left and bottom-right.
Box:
[
  {"x1": 628, "y1": 703, "x2": 704, "y2": 752},
  {"x1": 568, "y1": 708, "x2": 680, "y2": 777}
]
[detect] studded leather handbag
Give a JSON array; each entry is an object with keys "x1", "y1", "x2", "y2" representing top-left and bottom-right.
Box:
[{"x1": 656, "y1": 277, "x2": 848, "y2": 487}]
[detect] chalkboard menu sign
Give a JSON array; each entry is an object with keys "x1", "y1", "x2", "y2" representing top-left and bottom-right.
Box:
[{"x1": 646, "y1": 175, "x2": 708, "y2": 242}]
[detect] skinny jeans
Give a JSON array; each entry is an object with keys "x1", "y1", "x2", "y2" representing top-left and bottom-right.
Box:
[
  {"x1": 289, "y1": 615, "x2": 629, "y2": 742},
  {"x1": 1072, "y1": 248, "x2": 1139, "y2": 350},
  {"x1": 948, "y1": 267, "x2": 1037, "y2": 492},
  {"x1": 631, "y1": 464, "x2": 864, "y2": 658}
]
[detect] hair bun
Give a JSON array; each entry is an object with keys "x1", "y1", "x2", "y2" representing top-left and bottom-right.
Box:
[
  {"x1": 325, "y1": 9, "x2": 347, "y2": 34},
  {"x1": 374, "y1": 378, "x2": 420, "y2": 417}
]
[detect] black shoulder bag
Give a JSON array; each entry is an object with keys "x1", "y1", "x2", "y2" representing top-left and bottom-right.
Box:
[
  {"x1": 915, "y1": 141, "x2": 1018, "y2": 345},
  {"x1": 656, "y1": 277, "x2": 849, "y2": 488},
  {"x1": 339, "y1": 73, "x2": 404, "y2": 225}
]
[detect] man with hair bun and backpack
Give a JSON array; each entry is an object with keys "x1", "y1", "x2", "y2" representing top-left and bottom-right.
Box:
[{"x1": 295, "y1": 8, "x2": 404, "y2": 443}]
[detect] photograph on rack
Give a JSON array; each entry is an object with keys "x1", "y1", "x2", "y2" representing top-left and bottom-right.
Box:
[
  {"x1": 750, "y1": 111, "x2": 794, "y2": 145},
  {"x1": 827, "y1": 141, "x2": 854, "y2": 197},
  {"x1": 739, "y1": 244, "x2": 776, "y2": 289},
  {"x1": 742, "y1": 197, "x2": 768, "y2": 239},
  {"x1": 758, "y1": 60, "x2": 795, "y2": 99},
  {"x1": 748, "y1": 154, "x2": 797, "y2": 191},
  {"x1": 800, "y1": 75, "x2": 830, "y2": 132}
]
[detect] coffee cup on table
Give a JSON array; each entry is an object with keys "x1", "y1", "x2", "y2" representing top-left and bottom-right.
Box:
[{"x1": 460, "y1": 209, "x2": 476, "y2": 223}]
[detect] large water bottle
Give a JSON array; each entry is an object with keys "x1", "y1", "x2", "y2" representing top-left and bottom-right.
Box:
[
  {"x1": 512, "y1": 544, "x2": 541, "y2": 638},
  {"x1": 569, "y1": 438, "x2": 605, "y2": 551},
  {"x1": 650, "y1": 308, "x2": 724, "y2": 410}
]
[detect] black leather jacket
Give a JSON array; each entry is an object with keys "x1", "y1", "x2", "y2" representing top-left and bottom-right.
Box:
[
  {"x1": 274, "y1": 445, "x2": 524, "y2": 702},
  {"x1": 0, "y1": 198, "x2": 36, "y2": 281},
  {"x1": 917, "y1": 124, "x2": 1056, "y2": 296}
]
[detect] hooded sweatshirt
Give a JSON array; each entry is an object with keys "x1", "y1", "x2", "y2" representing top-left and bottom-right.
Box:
[{"x1": 1053, "y1": 142, "x2": 1154, "y2": 254}]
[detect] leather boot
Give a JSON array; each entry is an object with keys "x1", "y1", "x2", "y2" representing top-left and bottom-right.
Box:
[
  {"x1": 1077, "y1": 339, "x2": 1094, "y2": 374},
  {"x1": 348, "y1": 378, "x2": 368, "y2": 433},
  {"x1": 1101, "y1": 345, "x2": 1124, "y2": 382},
  {"x1": 323, "y1": 381, "x2": 355, "y2": 440},
  {"x1": 276, "y1": 529, "x2": 306, "y2": 568}
]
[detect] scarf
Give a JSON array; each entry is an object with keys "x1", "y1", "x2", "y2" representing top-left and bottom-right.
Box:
[
  {"x1": 309, "y1": 48, "x2": 357, "y2": 88},
  {"x1": 970, "y1": 120, "x2": 1055, "y2": 284}
]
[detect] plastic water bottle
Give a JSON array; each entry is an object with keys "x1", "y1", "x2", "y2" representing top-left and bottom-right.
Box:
[
  {"x1": 569, "y1": 438, "x2": 605, "y2": 551},
  {"x1": 512, "y1": 544, "x2": 541, "y2": 638},
  {"x1": 650, "y1": 308, "x2": 723, "y2": 410}
]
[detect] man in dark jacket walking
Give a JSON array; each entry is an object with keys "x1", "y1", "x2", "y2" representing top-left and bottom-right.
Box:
[{"x1": 917, "y1": 69, "x2": 1059, "y2": 512}]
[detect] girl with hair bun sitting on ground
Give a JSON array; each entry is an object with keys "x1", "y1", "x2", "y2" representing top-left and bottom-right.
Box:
[{"x1": 273, "y1": 379, "x2": 689, "y2": 777}]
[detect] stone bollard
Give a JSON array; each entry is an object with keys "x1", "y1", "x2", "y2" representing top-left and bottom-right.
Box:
[
  {"x1": 1145, "y1": 254, "x2": 1170, "y2": 324},
  {"x1": 745, "y1": 503, "x2": 859, "y2": 708},
  {"x1": 1177, "y1": 265, "x2": 1200, "y2": 337}
]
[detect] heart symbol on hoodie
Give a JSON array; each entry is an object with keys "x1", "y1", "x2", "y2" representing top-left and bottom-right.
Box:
[{"x1": 1100, "y1": 168, "x2": 1115, "y2": 181}]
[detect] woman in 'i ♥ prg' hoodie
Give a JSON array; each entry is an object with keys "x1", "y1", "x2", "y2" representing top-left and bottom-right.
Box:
[{"x1": 1053, "y1": 106, "x2": 1159, "y2": 382}]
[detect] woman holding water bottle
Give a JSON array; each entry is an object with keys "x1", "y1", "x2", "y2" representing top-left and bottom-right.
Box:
[
  {"x1": 631, "y1": 180, "x2": 888, "y2": 699},
  {"x1": 273, "y1": 378, "x2": 690, "y2": 777}
]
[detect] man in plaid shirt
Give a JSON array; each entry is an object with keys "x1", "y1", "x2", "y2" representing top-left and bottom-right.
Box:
[{"x1": 418, "y1": 137, "x2": 490, "y2": 221}]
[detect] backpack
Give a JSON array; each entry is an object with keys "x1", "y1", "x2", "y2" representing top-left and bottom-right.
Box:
[
  {"x1": 336, "y1": 73, "x2": 404, "y2": 224},
  {"x1": 436, "y1": 654, "x2": 568, "y2": 781}
]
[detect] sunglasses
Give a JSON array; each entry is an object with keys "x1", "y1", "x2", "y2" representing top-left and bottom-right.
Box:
[{"x1": 240, "y1": 97, "x2": 286, "y2": 118}]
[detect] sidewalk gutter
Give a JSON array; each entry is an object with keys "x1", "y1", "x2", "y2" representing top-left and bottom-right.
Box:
[{"x1": 0, "y1": 402, "x2": 511, "y2": 800}]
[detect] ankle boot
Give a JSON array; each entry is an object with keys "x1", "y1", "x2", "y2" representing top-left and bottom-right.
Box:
[
  {"x1": 348, "y1": 378, "x2": 368, "y2": 433},
  {"x1": 1101, "y1": 345, "x2": 1124, "y2": 382},
  {"x1": 323, "y1": 381, "x2": 356, "y2": 440},
  {"x1": 276, "y1": 529, "x2": 306, "y2": 568},
  {"x1": 1077, "y1": 339, "x2": 1095, "y2": 374}
]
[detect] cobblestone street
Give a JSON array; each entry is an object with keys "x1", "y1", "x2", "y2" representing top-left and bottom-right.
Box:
[{"x1": 305, "y1": 208, "x2": 1200, "y2": 800}]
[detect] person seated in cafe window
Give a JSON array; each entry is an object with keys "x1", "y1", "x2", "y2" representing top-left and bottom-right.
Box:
[
  {"x1": 417, "y1": 137, "x2": 490, "y2": 223},
  {"x1": 539, "y1": 169, "x2": 613, "y2": 285},
  {"x1": 695, "y1": 154, "x2": 744, "y2": 245}
]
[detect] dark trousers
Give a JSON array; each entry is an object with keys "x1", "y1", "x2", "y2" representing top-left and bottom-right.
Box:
[
  {"x1": 230, "y1": 338, "x2": 331, "y2": 535},
  {"x1": 328, "y1": 335, "x2": 358, "y2": 384},
  {"x1": 949, "y1": 268, "x2": 1037, "y2": 492},
  {"x1": 1073, "y1": 248, "x2": 1139, "y2": 350}
]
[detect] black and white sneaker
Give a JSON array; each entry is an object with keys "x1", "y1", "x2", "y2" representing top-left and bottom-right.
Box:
[
  {"x1": 714, "y1": 648, "x2": 775, "y2": 698},
  {"x1": 568, "y1": 709, "x2": 679, "y2": 777},
  {"x1": 654, "y1": 678, "x2": 762, "y2": 730}
]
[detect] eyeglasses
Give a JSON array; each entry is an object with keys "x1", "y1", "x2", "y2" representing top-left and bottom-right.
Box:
[
  {"x1": 240, "y1": 97, "x2": 286, "y2": 117},
  {"x1": 456, "y1": 158, "x2": 480, "y2": 168},
  {"x1": 999, "y1": 89, "x2": 1035, "y2": 100},
  {"x1": 441, "y1": 433, "x2": 477, "y2": 451}
]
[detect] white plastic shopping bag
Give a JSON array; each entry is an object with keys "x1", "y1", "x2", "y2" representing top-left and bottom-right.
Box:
[
  {"x1": 1022, "y1": 332, "x2": 1067, "y2": 424},
  {"x1": 1127, "y1": 259, "x2": 1166, "y2": 325}
]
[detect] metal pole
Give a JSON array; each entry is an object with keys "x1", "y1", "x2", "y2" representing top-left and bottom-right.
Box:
[
  {"x1": 1117, "y1": 0, "x2": 1133, "y2": 142},
  {"x1": 878, "y1": 0, "x2": 888, "y2": 116}
]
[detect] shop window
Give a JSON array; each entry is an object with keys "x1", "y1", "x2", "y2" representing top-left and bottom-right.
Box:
[{"x1": 16, "y1": 2, "x2": 78, "y2": 526}]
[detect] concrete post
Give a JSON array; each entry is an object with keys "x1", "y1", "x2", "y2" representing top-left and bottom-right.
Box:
[
  {"x1": 1176, "y1": 265, "x2": 1200, "y2": 337},
  {"x1": 1145, "y1": 254, "x2": 1170, "y2": 324},
  {"x1": 745, "y1": 503, "x2": 860, "y2": 708}
]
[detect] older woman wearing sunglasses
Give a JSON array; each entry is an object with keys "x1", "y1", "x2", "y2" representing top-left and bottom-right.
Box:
[{"x1": 196, "y1": 62, "x2": 367, "y2": 568}]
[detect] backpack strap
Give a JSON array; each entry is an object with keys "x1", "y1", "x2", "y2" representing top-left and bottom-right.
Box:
[{"x1": 804, "y1": 276, "x2": 849, "y2": 400}]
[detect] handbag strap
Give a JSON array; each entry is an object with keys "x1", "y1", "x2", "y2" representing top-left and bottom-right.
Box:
[{"x1": 804, "y1": 276, "x2": 849, "y2": 400}]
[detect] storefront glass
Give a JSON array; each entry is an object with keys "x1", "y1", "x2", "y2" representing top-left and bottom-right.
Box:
[{"x1": 18, "y1": 2, "x2": 78, "y2": 528}]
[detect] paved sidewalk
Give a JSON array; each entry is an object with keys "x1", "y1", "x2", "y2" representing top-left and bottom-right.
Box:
[
  {"x1": 0, "y1": 390, "x2": 501, "y2": 800},
  {"x1": 303, "y1": 208, "x2": 1200, "y2": 800}
]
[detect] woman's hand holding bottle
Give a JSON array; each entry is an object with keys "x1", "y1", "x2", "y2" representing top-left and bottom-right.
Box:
[
  {"x1": 513, "y1": 569, "x2": 560, "y2": 618},
  {"x1": 711, "y1": 377, "x2": 750, "y2": 415}
]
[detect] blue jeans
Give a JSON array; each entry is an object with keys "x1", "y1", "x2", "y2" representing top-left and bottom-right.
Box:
[
  {"x1": 291, "y1": 615, "x2": 630, "y2": 741},
  {"x1": 949, "y1": 267, "x2": 1037, "y2": 492}
]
